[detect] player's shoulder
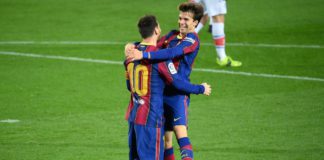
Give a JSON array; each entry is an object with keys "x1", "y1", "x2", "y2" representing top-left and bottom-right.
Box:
[
  {"x1": 183, "y1": 32, "x2": 199, "y2": 44},
  {"x1": 134, "y1": 42, "x2": 146, "y2": 51},
  {"x1": 186, "y1": 32, "x2": 199, "y2": 40},
  {"x1": 124, "y1": 58, "x2": 133, "y2": 67},
  {"x1": 167, "y1": 30, "x2": 180, "y2": 36}
]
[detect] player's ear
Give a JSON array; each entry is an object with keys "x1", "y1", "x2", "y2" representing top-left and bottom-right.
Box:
[
  {"x1": 154, "y1": 27, "x2": 158, "y2": 35},
  {"x1": 193, "y1": 20, "x2": 199, "y2": 28},
  {"x1": 155, "y1": 26, "x2": 161, "y2": 36}
]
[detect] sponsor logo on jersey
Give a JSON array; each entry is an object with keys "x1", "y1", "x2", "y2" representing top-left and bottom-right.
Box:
[{"x1": 168, "y1": 63, "x2": 177, "y2": 74}]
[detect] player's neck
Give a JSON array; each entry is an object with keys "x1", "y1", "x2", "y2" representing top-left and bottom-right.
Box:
[
  {"x1": 180, "y1": 31, "x2": 194, "y2": 37},
  {"x1": 141, "y1": 36, "x2": 157, "y2": 46}
]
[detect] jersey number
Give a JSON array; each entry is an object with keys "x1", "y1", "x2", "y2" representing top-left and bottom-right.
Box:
[{"x1": 127, "y1": 63, "x2": 149, "y2": 96}]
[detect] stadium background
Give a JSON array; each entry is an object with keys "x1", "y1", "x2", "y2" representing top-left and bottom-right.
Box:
[{"x1": 0, "y1": 0, "x2": 323, "y2": 159}]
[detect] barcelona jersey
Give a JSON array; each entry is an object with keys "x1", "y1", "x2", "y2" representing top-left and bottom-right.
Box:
[
  {"x1": 124, "y1": 43, "x2": 204, "y2": 128},
  {"x1": 143, "y1": 30, "x2": 200, "y2": 95}
]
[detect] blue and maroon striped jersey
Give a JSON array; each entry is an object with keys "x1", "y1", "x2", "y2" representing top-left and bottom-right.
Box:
[
  {"x1": 124, "y1": 43, "x2": 204, "y2": 128},
  {"x1": 141, "y1": 30, "x2": 200, "y2": 95}
]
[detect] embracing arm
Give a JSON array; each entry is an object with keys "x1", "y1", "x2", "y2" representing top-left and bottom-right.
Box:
[
  {"x1": 143, "y1": 35, "x2": 199, "y2": 60},
  {"x1": 158, "y1": 61, "x2": 211, "y2": 95}
]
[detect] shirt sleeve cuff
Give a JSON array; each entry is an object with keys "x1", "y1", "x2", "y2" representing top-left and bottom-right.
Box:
[
  {"x1": 143, "y1": 52, "x2": 149, "y2": 59},
  {"x1": 199, "y1": 85, "x2": 205, "y2": 94}
]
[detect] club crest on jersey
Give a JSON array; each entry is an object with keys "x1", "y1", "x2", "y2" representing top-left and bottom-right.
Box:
[
  {"x1": 168, "y1": 63, "x2": 177, "y2": 74},
  {"x1": 183, "y1": 37, "x2": 195, "y2": 44}
]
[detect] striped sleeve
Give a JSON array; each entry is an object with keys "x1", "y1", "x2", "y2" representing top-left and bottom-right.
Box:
[
  {"x1": 157, "y1": 60, "x2": 204, "y2": 94},
  {"x1": 143, "y1": 33, "x2": 199, "y2": 60}
]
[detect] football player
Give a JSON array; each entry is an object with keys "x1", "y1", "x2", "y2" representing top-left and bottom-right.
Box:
[
  {"x1": 126, "y1": 2, "x2": 206, "y2": 160},
  {"x1": 124, "y1": 15, "x2": 211, "y2": 160}
]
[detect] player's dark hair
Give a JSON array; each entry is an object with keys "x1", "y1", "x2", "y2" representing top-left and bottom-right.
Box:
[
  {"x1": 178, "y1": 2, "x2": 204, "y2": 22},
  {"x1": 137, "y1": 15, "x2": 158, "y2": 39}
]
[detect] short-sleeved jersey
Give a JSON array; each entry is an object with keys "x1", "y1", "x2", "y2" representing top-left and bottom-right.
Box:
[{"x1": 124, "y1": 43, "x2": 204, "y2": 128}]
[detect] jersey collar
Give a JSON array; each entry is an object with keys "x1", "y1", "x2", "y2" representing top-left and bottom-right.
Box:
[{"x1": 140, "y1": 42, "x2": 156, "y2": 46}]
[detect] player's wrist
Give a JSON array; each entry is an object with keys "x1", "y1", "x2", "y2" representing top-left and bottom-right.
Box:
[
  {"x1": 199, "y1": 85, "x2": 205, "y2": 94},
  {"x1": 143, "y1": 52, "x2": 150, "y2": 59}
]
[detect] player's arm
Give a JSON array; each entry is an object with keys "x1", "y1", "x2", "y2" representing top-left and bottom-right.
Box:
[
  {"x1": 128, "y1": 33, "x2": 198, "y2": 61},
  {"x1": 158, "y1": 60, "x2": 211, "y2": 95},
  {"x1": 125, "y1": 71, "x2": 131, "y2": 92},
  {"x1": 145, "y1": 34, "x2": 198, "y2": 60},
  {"x1": 124, "y1": 59, "x2": 132, "y2": 92},
  {"x1": 124, "y1": 31, "x2": 172, "y2": 60}
]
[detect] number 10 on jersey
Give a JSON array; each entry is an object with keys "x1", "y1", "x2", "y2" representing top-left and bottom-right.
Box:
[{"x1": 127, "y1": 63, "x2": 149, "y2": 96}]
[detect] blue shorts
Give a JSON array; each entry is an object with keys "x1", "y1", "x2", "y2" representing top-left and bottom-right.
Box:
[
  {"x1": 164, "y1": 95, "x2": 190, "y2": 131},
  {"x1": 128, "y1": 122, "x2": 164, "y2": 160}
]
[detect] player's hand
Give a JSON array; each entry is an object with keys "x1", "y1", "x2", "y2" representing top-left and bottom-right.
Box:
[
  {"x1": 127, "y1": 48, "x2": 143, "y2": 61},
  {"x1": 201, "y1": 82, "x2": 211, "y2": 96},
  {"x1": 124, "y1": 43, "x2": 135, "y2": 57}
]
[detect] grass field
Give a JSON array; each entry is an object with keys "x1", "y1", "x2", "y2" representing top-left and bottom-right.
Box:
[{"x1": 1, "y1": 0, "x2": 324, "y2": 159}]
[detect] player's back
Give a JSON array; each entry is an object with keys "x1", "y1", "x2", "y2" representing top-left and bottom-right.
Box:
[{"x1": 125, "y1": 44, "x2": 166, "y2": 128}]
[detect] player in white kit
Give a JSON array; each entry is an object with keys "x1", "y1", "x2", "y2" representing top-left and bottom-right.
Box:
[{"x1": 190, "y1": 0, "x2": 242, "y2": 67}]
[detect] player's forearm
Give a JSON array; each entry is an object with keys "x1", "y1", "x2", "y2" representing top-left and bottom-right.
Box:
[
  {"x1": 126, "y1": 80, "x2": 131, "y2": 92},
  {"x1": 143, "y1": 47, "x2": 184, "y2": 60},
  {"x1": 171, "y1": 80, "x2": 205, "y2": 95}
]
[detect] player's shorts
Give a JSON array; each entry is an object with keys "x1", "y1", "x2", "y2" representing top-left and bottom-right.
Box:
[
  {"x1": 193, "y1": 0, "x2": 208, "y2": 15},
  {"x1": 128, "y1": 122, "x2": 164, "y2": 160},
  {"x1": 202, "y1": 0, "x2": 227, "y2": 16},
  {"x1": 164, "y1": 95, "x2": 190, "y2": 131}
]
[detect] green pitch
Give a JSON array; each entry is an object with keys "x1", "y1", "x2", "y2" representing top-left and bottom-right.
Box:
[{"x1": 1, "y1": 0, "x2": 323, "y2": 159}]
